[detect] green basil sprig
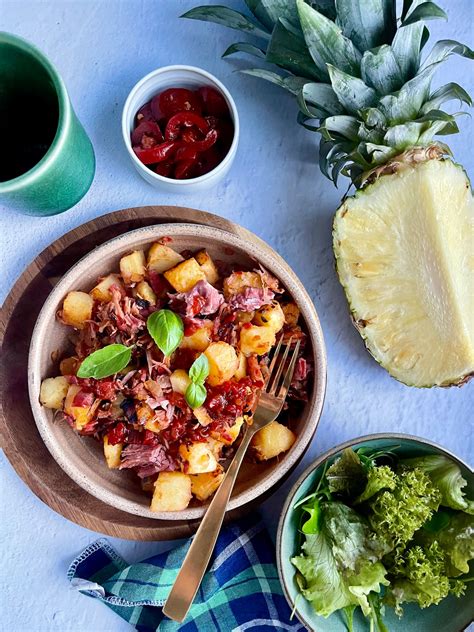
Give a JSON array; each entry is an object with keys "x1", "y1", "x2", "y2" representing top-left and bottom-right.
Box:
[
  {"x1": 77, "y1": 344, "x2": 132, "y2": 379},
  {"x1": 185, "y1": 353, "x2": 210, "y2": 409},
  {"x1": 147, "y1": 309, "x2": 184, "y2": 357}
]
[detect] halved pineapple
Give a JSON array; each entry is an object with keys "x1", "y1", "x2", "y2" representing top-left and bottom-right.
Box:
[{"x1": 334, "y1": 160, "x2": 474, "y2": 387}]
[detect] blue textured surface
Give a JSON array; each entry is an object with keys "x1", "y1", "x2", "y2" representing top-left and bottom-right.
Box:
[{"x1": 1, "y1": 2, "x2": 473, "y2": 631}]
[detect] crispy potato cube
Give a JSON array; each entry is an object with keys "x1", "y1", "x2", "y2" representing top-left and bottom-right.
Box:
[
  {"x1": 180, "y1": 322, "x2": 213, "y2": 352},
  {"x1": 282, "y1": 302, "x2": 300, "y2": 327},
  {"x1": 170, "y1": 369, "x2": 191, "y2": 395},
  {"x1": 251, "y1": 421, "x2": 296, "y2": 461},
  {"x1": 179, "y1": 442, "x2": 218, "y2": 474},
  {"x1": 240, "y1": 325, "x2": 276, "y2": 356},
  {"x1": 223, "y1": 271, "x2": 262, "y2": 300},
  {"x1": 147, "y1": 243, "x2": 184, "y2": 274},
  {"x1": 204, "y1": 341, "x2": 239, "y2": 386},
  {"x1": 135, "y1": 281, "x2": 157, "y2": 305},
  {"x1": 236, "y1": 310, "x2": 254, "y2": 324},
  {"x1": 164, "y1": 258, "x2": 206, "y2": 292},
  {"x1": 193, "y1": 406, "x2": 213, "y2": 426},
  {"x1": 212, "y1": 416, "x2": 245, "y2": 445},
  {"x1": 103, "y1": 436, "x2": 122, "y2": 469},
  {"x1": 195, "y1": 249, "x2": 219, "y2": 285},
  {"x1": 136, "y1": 402, "x2": 154, "y2": 425},
  {"x1": 40, "y1": 376, "x2": 69, "y2": 410},
  {"x1": 234, "y1": 352, "x2": 247, "y2": 379},
  {"x1": 90, "y1": 274, "x2": 122, "y2": 303},
  {"x1": 120, "y1": 250, "x2": 146, "y2": 284},
  {"x1": 64, "y1": 384, "x2": 94, "y2": 429},
  {"x1": 254, "y1": 301, "x2": 285, "y2": 333},
  {"x1": 191, "y1": 466, "x2": 224, "y2": 501},
  {"x1": 151, "y1": 472, "x2": 192, "y2": 512},
  {"x1": 60, "y1": 356, "x2": 79, "y2": 376},
  {"x1": 62, "y1": 291, "x2": 93, "y2": 329}
]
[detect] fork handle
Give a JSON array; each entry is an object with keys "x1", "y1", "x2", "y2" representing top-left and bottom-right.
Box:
[{"x1": 162, "y1": 428, "x2": 255, "y2": 623}]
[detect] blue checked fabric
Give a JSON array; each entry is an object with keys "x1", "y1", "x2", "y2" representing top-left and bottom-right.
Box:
[{"x1": 68, "y1": 515, "x2": 304, "y2": 632}]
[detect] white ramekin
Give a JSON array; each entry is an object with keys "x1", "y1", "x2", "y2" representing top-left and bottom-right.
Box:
[{"x1": 122, "y1": 65, "x2": 240, "y2": 193}]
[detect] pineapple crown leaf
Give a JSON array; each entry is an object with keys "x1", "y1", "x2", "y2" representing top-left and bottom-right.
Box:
[{"x1": 183, "y1": 0, "x2": 473, "y2": 186}]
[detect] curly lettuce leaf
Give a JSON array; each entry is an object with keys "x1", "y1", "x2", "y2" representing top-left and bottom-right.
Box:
[
  {"x1": 401, "y1": 455, "x2": 473, "y2": 513},
  {"x1": 326, "y1": 448, "x2": 367, "y2": 497},
  {"x1": 421, "y1": 511, "x2": 474, "y2": 576},
  {"x1": 292, "y1": 501, "x2": 388, "y2": 618},
  {"x1": 385, "y1": 542, "x2": 463, "y2": 615},
  {"x1": 354, "y1": 465, "x2": 397, "y2": 504},
  {"x1": 368, "y1": 468, "x2": 441, "y2": 550}
]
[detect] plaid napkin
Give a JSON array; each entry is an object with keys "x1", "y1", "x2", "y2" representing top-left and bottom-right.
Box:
[{"x1": 68, "y1": 515, "x2": 304, "y2": 631}]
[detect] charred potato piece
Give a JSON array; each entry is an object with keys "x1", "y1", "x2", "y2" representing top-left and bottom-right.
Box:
[
  {"x1": 240, "y1": 325, "x2": 276, "y2": 356},
  {"x1": 147, "y1": 243, "x2": 184, "y2": 274},
  {"x1": 62, "y1": 291, "x2": 93, "y2": 329},
  {"x1": 135, "y1": 281, "x2": 157, "y2": 305},
  {"x1": 204, "y1": 341, "x2": 239, "y2": 386},
  {"x1": 164, "y1": 258, "x2": 206, "y2": 293},
  {"x1": 151, "y1": 472, "x2": 192, "y2": 512},
  {"x1": 120, "y1": 250, "x2": 146, "y2": 284},
  {"x1": 39, "y1": 376, "x2": 69, "y2": 410},
  {"x1": 254, "y1": 301, "x2": 285, "y2": 332},
  {"x1": 191, "y1": 466, "x2": 224, "y2": 501},
  {"x1": 195, "y1": 249, "x2": 219, "y2": 285},
  {"x1": 90, "y1": 274, "x2": 122, "y2": 303}
]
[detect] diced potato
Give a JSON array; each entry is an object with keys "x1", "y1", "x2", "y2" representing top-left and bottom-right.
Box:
[
  {"x1": 193, "y1": 406, "x2": 213, "y2": 426},
  {"x1": 164, "y1": 257, "x2": 206, "y2": 292},
  {"x1": 147, "y1": 242, "x2": 184, "y2": 274},
  {"x1": 251, "y1": 421, "x2": 296, "y2": 461},
  {"x1": 62, "y1": 291, "x2": 93, "y2": 329},
  {"x1": 64, "y1": 384, "x2": 94, "y2": 429},
  {"x1": 145, "y1": 419, "x2": 163, "y2": 434},
  {"x1": 90, "y1": 274, "x2": 122, "y2": 303},
  {"x1": 191, "y1": 466, "x2": 224, "y2": 501},
  {"x1": 135, "y1": 281, "x2": 157, "y2": 305},
  {"x1": 254, "y1": 301, "x2": 285, "y2": 333},
  {"x1": 39, "y1": 376, "x2": 69, "y2": 410},
  {"x1": 195, "y1": 249, "x2": 219, "y2": 285},
  {"x1": 208, "y1": 438, "x2": 224, "y2": 460},
  {"x1": 60, "y1": 356, "x2": 79, "y2": 376},
  {"x1": 103, "y1": 436, "x2": 123, "y2": 469},
  {"x1": 151, "y1": 472, "x2": 192, "y2": 512},
  {"x1": 204, "y1": 341, "x2": 239, "y2": 386},
  {"x1": 136, "y1": 402, "x2": 154, "y2": 425},
  {"x1": 235, "y1": 310, "x2": 254, "y2": 324},
  {"x1": 223, "y1": 271, "x2": 262, "y2": 300},
  {"x1": 170, "y1": 369, "x2": 191, "y2": 394},
  {"x1": 179, "y1": 442, "x2": 218, "y2": 474},
  {"x1": 212, "y1": 416, "x2": 245, "y2": 445},
  {"x1": 240, "y1": 325, "x2": 276, "y2": 356},
  {"x1": 234, "y1": 352, "x2": 247, "y2": 379},
  {"x1": 180, "y1": 322, "x2": 213, "y2": 352},
  {"x1": 120, "y1": 250, "x2": 146, "y2": 284},
  {"x1": 282, "y1": 302, "x2": 300, "y2": 327}
]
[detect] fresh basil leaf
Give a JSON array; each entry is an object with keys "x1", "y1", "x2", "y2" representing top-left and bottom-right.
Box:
[
  {"x1": 147, "y1": 309, "x2": 183, "y2": 357},
  {"x1": 189, "y1": 354, "x2": 209, "y2": 385},
  {"x1": 77, "y1": 344, "x2": 132, "y2": 379},
  {"x1": 185, "y1": 382, "x2": 207, "y2": 409}
]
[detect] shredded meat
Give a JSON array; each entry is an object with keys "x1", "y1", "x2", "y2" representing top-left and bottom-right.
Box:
[
  {"x1": 119, "y1": 444, "x2": 176, "y2": 478},
  {"x1": 172, "y1": 280, "x2": 224, "y2": 317},
  {"x1": 229, "y1": 286, "x2": 274, "y2": 311}
]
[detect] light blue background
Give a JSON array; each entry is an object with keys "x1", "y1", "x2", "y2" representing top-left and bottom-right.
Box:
[{"x1": 1, "y1": 1, "x2": 473, "y2": 631}]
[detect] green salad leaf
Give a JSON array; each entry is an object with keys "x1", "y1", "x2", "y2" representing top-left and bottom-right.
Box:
[
  {"x1": 354, "y1": 465, "x2": 397, "y2": 504},
  {"x1": 76, "y1": 344, "x2": 132, "y2": 379},
  {"x1": 420, "y1": 511, "x2": 474, "y2": 576},
  {"x1": 401, "y1": 454, "x2": 474, "y2": 514},
  {"x1": 326, "y1": 448, "x2": 366, "y2": 497},
  {"x1": 292, "y1": 501, "x2": 388, "y2": 618}
]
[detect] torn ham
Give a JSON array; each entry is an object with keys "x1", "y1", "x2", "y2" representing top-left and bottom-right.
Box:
[
  {"x1": 228, "y1": 286, "x2": 274, "y2": 311},
  {"x1": 173, "y1": 280, "x2": 224, "y2": 317},
  {"x1": 119, "y1": 444, "x2": 176, "y2": 478}
]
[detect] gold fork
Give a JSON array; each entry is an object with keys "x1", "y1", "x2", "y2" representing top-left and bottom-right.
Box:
[{"x1": 163, "y1": 336, "x2": 301, "y2": 623}]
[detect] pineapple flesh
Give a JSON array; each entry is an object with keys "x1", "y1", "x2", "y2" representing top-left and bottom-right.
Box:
[{"x1": 334, "y1": 160, "x2": 474, "y2": 386}]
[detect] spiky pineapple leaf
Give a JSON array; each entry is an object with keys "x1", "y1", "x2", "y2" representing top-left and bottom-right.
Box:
[
  {"x1": 391, "y1": 22, "x2": 424, "y2": 80},
  {"x1": 401, "y1": 1, "x2": 447, "y2": 26},
  {"x1": 222, "y1": 42, "x2": 266, "y2": 58},
  {"x1": 266, "y1": 19, "x2": 324, "y2": 80},
  {"x1": 421, "y1": 39, "x2": 474, "y2": 67},
  {"x1": 384, "y1": 121, "x2": 426, "y2": 149},
  {"x1": 296, "y1": 0, "x2": 361, "y2": 79},
  {"x1": 361, "y1": 45, "x2": 403, "y2": 94},
  {"x1": 320, "y1": 115, "x2": 361, "y2": 141},
  {"x1": 421, "y1": 83, "x2": 473, "y2": 113},
  {"x1": 299, "y1": 82, "x2": 345, "y2": 117},
  {"x1": 309, "y1": 0, "x2": 337, "y2": 20},
  {"x1": 334, "y1": 0, "x2": 396, "y2": 52},
  {"x1": 327, "y1": 65, "x2": 377, "y2": 114},
  {"x1": 181, "y1": 5, "x2": 270, "y2": 39},
  {"x1": 378, "y1": 62, "x2": 439, "y2": 123},
  {"x1": 241, "y1": 68, "x2": 307, "y2": 94},
  {"x1": 245, "y1": 0, "x2": 299, "y2": 28}
]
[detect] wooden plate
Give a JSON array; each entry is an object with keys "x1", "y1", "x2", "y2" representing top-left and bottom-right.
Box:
[{"x1": 0, "y1": 206, "x2": 325, "y2": 540}]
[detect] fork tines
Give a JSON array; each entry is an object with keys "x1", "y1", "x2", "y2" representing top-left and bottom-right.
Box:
[{"x1": 266, "y1": 335, "x2": 301, "y2": 399}]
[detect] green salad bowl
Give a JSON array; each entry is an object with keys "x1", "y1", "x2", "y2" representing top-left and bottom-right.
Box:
[{"x1": 276, "y1": 434, "x2": 473, "y2": 632}]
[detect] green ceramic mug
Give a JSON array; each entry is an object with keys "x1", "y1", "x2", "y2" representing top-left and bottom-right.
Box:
[{"x1": 0, "y1": 32, "x2": 95, "y2": 216}]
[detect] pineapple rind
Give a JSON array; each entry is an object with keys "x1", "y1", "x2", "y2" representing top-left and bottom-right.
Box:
[{"x1": 333, "y1": 159, "x2": 474, "y2": 387}]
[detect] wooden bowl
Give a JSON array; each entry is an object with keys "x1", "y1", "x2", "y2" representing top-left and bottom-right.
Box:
[
  {"x1": 276, "y1": 433, "x2": 473, "y2": 632},
  {"x1": 29, "y1": 223, "x2": 327, "y2": 520}
]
